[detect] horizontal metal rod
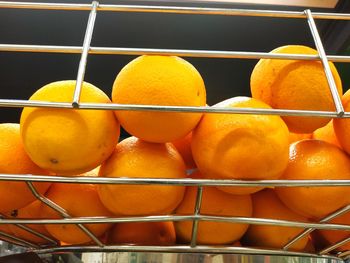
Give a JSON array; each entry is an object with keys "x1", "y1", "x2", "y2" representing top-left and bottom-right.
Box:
[
  {"x1": 2, "y1": 44, "x2": 350, "y2": 62},
  {"x1": 1, "y1": 174, "x2": 350, "y2": 186},
  {"x1": 1, "y1": 215, "x2": 350, "y2": 231},
  {"x1": 33, "y1": 245, "x2": 340, "y2": 259},
  {"x1": 0, "y1": 99, "x2": 342, "y2": 118},
  {"x1": 0, "y1": 1, "x2": 350, "y2": 20}
]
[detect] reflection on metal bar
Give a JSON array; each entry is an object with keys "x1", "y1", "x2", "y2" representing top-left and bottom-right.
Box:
[
  {"x1": 190, "y1": 186, "x2": 203, "y2": 247},
  {"x1": 1, "y1": 214, "x2": 350, "y2": 231},
  {"x1": 1, "y1": 174, "x2": 350, "y2": 187},
  {"x1": 1, "y1": 1, "x2": 350, "y2": 21},
  {"x1": 0, "y1": 230, "x2": 39, "y2": 248},
  {"x1": 320, "y1": 237, "x2": 350, "y2": 255},
  {"x1": 284, "y1": 205, "x2": 350, "y2": 250},
  {"x1": 26, "y1": 182, "x2": 104, "y2": 247},
  {"x1": 72, "y1": 1, "x2": 98, "y2": 107},
  {"x1": 33, "y1": 245, "x2": 341, "y2": 259},
  {"x1": 2, "y1": 43, "x2": 350, "y2": 62},
  {"x1": 305, "y1": 9, "x2": 344, "y2": 116}
]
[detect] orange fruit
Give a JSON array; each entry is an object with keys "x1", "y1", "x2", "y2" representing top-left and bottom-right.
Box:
[
  {"x1": 318, "y1": 211, "x2": 350, "y2": 252},
  {"x1": 275, "y1": 140, "x2": 350, "y2": 220},
  {"x1": 98, "y1": 136, "x2": 186, "y2": 216},
  {"x1": 313, "y1": 120, "x2": 341, "y2": 148},
  {"x1": 9, "y1": 200, "x2": 55, "y2": 244},
  {"x1": 251, "y1": 45, "x2": 342, "y2": 134},
  {"x1": 108, "y1": 222, "x2": 176, "y2": 245},
  {"x1": 40, "y1": 183, "x2": 113, "y2": 245},
  {"x1": 334, "y1": 90, "x2": 350, "y2": 154},
  {"x1": 172, "y1": 132, "x2": 196, "y2": 169},
  {"x1": 175, "y1": 172, "x2": 252, "y2": 245},
  {"x1": 112, "y1": 55, "x2": 206, "y2": 143},
  {"x1": 191, "y1": 97, "x2": 289, "y2": 195},
  {"x1": 0, "y1": 123, "x2": 51, "y2": 213},
  {"x1": 289, "y1": 132, "x2": 311, "y2": 144},
  {"x1": 242, "y1": 189, "x2": 309, "y2": 251},
  {"x1": 20, "y1": 80, "x2": 120, "y2": 175}
]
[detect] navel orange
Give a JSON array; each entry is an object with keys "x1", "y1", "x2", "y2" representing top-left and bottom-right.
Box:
[
  {"x1": 98, "y1": 136, "x2": 186, "y2": 216},
  {"x1": 0, "y1": 123, "x2": 51, "y2": 213},
  {"x1": 191, "y1": 97, "x2": 289, "y2": 195},
  {"x1": 20, "y1": 80, "x2": 120, "y2": 175},
  {"x1": 251, "y1": 45, "x2": 342, "y2": 134},
  {"x1": 242, "y1": 189, "x2": 309, "y2": 251},
  {"x1": 112, "y1": 55, "x2": 206, "y2": 143},
  {"x1": 275, "y1": 139, "x2": 350, "y2": 220}
]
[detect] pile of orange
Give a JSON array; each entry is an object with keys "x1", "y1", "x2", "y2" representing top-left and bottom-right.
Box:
[{"x1": 0, "y1": 47, "x2": 350, "y2": 252}]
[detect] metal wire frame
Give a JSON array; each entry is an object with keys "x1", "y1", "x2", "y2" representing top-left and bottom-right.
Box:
[{"x1": 0, "y1": 0, "x2": 350, "y2": 260}]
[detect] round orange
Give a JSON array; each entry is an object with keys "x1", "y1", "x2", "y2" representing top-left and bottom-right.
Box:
[
  {"x1": 313, "y1": 120, "x2": 341, "y2": 148},
  {"x1": 20, "y1": 80, "x2": 120, "y2": 175},
  {"x1": 251, "y1": 45, "x2": 342, "y2": 134},
  {"x1": 9, "y1": 200, "x2": 55, "y2": 244},
  {"x1": 0, "y1": 123, "x2": 51, "y2": 213},
  {"x1": 191, "y1": 97, "x2": 289, "y2": 195},
  {"x1": 108, "y1": 222, "x2": 176, "y2": 246},
  {"x1": 40, "y1": 183, "x2": 113, "y2": 245},
  {"x1": 334, "y1": 90, "x2": 350, "y2": 154},
  {"x1": 175, "y1": 172, "x2": 252, "y2": 245},
  {"x1": 112, "y1": 55, "x2": 206, "y2": 143},
  {"x1": 98, "y1": 136, "x2": 186, "y2": 216},
  {"x1": 242, "y1": 189, "x2": 309, "y2": 251},
  {"x1": 275, "y1": 139, "x2": 350, "y2": 220},
  {"x1": 172, "y1": 132, "x2": 196, "y2": 169}
]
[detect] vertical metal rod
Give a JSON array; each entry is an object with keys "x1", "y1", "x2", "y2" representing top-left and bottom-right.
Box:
[
  {"x1": 284, "y1": 204, "x2": 350, "y2": 250},
  {"x1": 0, "y1": 230, "x2": 39, "y2": 248},
  {"x1": 319, "y1": 236, "x2": 350, "y2": 255},
  {"x1": 72, "y1": 1, "x2": 98, "y2": 107},
  {"x1": 190, "y1": 186, "x2": 203, "y2": 247},
  {"x1": 26, "y1": 182, "x2": 104, "y2": 247},
  {"x1": 305, "y1": 9, "x2": 344, "y2": 116}
]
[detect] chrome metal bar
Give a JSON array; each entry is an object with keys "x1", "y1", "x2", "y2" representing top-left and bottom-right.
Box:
[
  {"x1": 2, "y1": 214, "x2": 350, "y2": 231},
  {"x1": 190, "y1": 186, "x2": 203, "y2": 247},
  {"x1": 0, "y1": 213, "x2": 57, "y2": 245},
  {"x1": 33, "y1": 245, "x2": 340, "y2": 259},
  {"x1": 284, "y1": 205, "x2": 350, "y2": 250},
  {"x1": 0, "y1": 99, "x2": 73, "y2": 108},
  {"x1": 2, "y1": 44, "x2": 350, "y2": 62},
  {"x1": 26, "y1": 182, "x2": 104, "y2": 247},
  {"x1": 305, "y1": 9, "x2": 344, "y2": 117},
  {"x1": 338, "y1": 250, "x2": 350, "y2": 259},
  {"x1": 1, "y1": 1, "x2": 350, "y2": 21},
  {"x1": 2, "y1": 174, "x2": 350, "y2": 187},
  {"x1": 320, "y1": 237, "x2": 350, "y2": 255},
  {"x1": 72, "y1": 1, "x2": 98, "y2": 107},
  {"x1": 0, "y1": 230, "x2": 39, "y2": 248}
]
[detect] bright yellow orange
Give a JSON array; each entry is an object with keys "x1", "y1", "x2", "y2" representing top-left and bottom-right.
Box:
[
  {"x1": 112, "y1": 55, "x2": 206, "y2": 143},
  {"x1": 251, "y1": 45, "x2": 342, "y2": 134},
  {"x1": 318, "y1": 211, "x2": 350, "y2": 251},
  {"x1": 275, "y1": 139, "x2": 350, "y2": 220},
  {"x1": 334, "y1": 90, "x2": 350, "y2": 154},
  {"x1": 172, "y1": 132, "x2": 196, "y2": 169},
  {"x1": 108, "y1": 222, "x2": 176, "y2": 245},
  {"x1": 98, "y1": 137, "x2": 186, "y2": 216},
  {"x1": 40, "y1": 183, "x2": 113, "y2": 245},
  {"x1": 289, "y1": 132, "x2": 312, "y2": 144},
  {"x1": 313, "y1": 120, "x2": 341, "y2": 148},
  {"x1": 242, "y1": 189, "x2": 309, "y2": 251},
  {"x1": 191, "y1": 97, "x2": 289, "y2": 195},
  {"x1": 175, "y1": 172, "x2": 252, "y2": 245},
  {"x1": 9, "y1": 200, "x2": 55, "y2": 244},
  {"x1": 20, "y1": 80, "x2": 120, "y2": 175},
  {"x1": 0, "y1": 123, "x2": 51, "y2": 213}
]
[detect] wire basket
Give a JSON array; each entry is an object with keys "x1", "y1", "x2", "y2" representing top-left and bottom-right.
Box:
[{"x1": 0, "y1": 1, "x2": 350, "y2": 262}]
